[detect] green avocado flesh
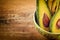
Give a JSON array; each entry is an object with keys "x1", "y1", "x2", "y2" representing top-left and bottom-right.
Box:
[
  {"x1": 38, "y1": 0, "x2": 51, "y2": 31},
  {"x1": 51, "y1": 0, "x2": 60, "y2": 15},
  {"x1": 50, "y1": 9, "x2": 60, "y2": 33}
]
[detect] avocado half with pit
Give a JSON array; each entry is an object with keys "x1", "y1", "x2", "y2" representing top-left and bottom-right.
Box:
[
  {"x1": 38, "y1": 0, "x2": 51, "y2": 31},
  {"x1": 50, "y1": 9, "x2": 60, "y2": 33}
]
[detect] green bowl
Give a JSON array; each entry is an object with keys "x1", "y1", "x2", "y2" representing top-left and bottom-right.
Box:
[{"x1": 33, "y1": 13, "x2": 60, "y2": 40}]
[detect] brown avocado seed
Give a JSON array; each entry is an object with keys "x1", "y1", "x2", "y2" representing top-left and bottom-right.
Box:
[
  {"x1": 43, "y1": 14, "x2": 50, "y2": 27},
  {"x1": 56, "y1": 19, "x2": 60, "y2": 28}
]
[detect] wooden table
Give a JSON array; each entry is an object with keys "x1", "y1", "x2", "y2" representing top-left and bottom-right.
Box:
[{"x1": 0, "y1": 0, "x2": 48, "y2": 40}]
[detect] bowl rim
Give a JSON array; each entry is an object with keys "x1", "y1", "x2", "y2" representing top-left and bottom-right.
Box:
[{"x1": 33, "y1": 12, "x2": 60, "y2": 34}]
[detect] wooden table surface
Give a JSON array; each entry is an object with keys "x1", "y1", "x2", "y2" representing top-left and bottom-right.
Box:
[{"x1": 0, "y1": 0, "x2": 48, "y2": 40}]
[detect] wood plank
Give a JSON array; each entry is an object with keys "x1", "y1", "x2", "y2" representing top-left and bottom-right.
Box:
[{"x1": 0, "y1": 0, "x2": 48, "y2": 40}]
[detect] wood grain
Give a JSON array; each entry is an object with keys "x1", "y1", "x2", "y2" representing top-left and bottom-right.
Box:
[{"x1": 0, "y1": 0, "x2": 48, "y2": 40}]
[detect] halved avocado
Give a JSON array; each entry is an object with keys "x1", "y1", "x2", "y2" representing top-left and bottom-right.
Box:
[
  {"x1": 38, "y1": 0, "x2": 51, "y2": 31},
  {"x1": 50, "y1": 9, "x2": 60, "y2": 33}
]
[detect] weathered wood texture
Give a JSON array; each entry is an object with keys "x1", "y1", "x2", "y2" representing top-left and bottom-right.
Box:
[{"x1": 0, "y1": 0, "x2": 48, "y2": 40}]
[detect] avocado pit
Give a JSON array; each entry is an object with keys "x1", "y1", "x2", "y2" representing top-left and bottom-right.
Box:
[
  {"x1": 43, "y1": 14, "x2": 50, "y2": 27},
  {"x1": 56, "y1": 19, "x2": 60, "y2": 28}
]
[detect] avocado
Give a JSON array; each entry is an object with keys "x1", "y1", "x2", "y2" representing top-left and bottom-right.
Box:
[
  {"x1": 50, "y1": 9, "x2": 60, "y2": 33},
  {"x1": 38, "y1": 0, "x2": 51, "y2": 31},
  {"x1": 47, "y1": 0, "x2": 53, "y2": 11},
  {"x1": 51, "y1": 0, "x2": 59, "y2": 15}
]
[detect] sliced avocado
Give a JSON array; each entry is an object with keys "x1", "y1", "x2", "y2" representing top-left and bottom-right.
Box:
[
  {"x1": 55, "y1": 0, "x2": 60, "y2": 12},
  {"x1": 59, "y1": 0, "x2": 60, "y2": 9},
  {"x1": 47, "y1": 0, "x2": 53, "y2": 11},
  {"x1": 38, "y1": 0, "x2": 51, "y2": 31},
  {"x1": 50, "y1": 9, "x2": 60, "y2": 33},
  {"x1": 51, "y1": 0, "x2": 59, "y2": 15}
]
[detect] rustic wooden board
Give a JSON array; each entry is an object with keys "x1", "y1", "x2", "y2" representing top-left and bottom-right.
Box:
[{"x1": 0, "y1": 0, "x2": 48, "y2": 40}]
